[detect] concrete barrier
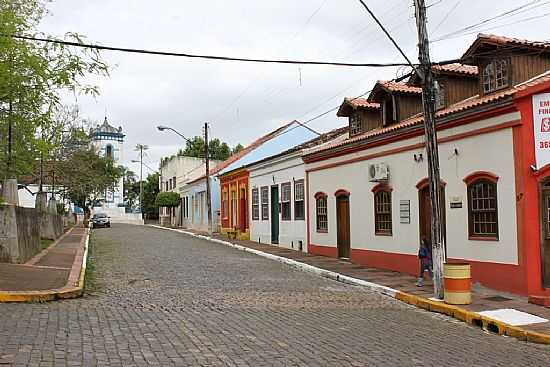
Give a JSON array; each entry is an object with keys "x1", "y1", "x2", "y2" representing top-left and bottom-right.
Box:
[{"x1": 0, "y1": 204, "x2": 40, "y2": 263}]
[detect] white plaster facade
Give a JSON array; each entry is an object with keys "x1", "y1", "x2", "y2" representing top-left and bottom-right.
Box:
[
  {"x1": 180, "y1": 176, "x2": 221, "y2": 232},
  {"x1": 306, "y1": 111, "x2": 520, "y2": 265},
  {"x1": 249, "y1": 152, "x2": 307, "y2": 251}
]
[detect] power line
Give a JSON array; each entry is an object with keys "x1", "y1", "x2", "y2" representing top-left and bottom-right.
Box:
[
  {"x1": 430, "y1": 0, "x2": 462, "y2": 35},
  {"x1": 3, "y1": 34, "x2": 414, "y2": 68},
  {"x1": 355, "y1": 0, "x2": 417, "y2": 71}
]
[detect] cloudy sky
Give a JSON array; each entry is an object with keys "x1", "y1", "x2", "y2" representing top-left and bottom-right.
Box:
[{"x1": 38, "y1": 0, "x2": 549, "y2": 175}]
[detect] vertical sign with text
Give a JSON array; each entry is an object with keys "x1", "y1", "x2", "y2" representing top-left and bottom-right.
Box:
[{"x1": 533, "y1": 93, "x2": 550, "y2": 169}]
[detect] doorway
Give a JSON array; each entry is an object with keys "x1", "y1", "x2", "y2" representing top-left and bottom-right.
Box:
[
  {"x1": 539, "y1": 180, "x2": 550, "y2": 288},
  {"x1": 336, "y1": 194, "x2": 351, "y2": 259},
  {"x1": 271, "y1": 186, "x2": 279, "y2": 244},
  {"x1": 239, "y1": 188, "x2": 247, "y2": 232},
  {"x1": 418, "y1": 184, "x2": 446, "y2": 250}
]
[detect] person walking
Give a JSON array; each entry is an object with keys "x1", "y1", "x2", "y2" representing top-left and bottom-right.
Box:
[{"x1": 416, "y1": 237, "x2": 433, "y2": 287}]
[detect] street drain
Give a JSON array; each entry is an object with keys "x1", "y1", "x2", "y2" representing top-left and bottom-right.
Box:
[{"x1": 486, "y1": 322, "x2": 500, "y2": 334}]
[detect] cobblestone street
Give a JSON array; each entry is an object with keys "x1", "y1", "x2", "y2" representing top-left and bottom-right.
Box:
[{"x1": 0, "y1": 224, "x2": 549, "y2": 366}]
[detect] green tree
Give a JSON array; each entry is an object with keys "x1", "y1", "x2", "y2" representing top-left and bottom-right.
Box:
[
  {"x1": 232, "y1": 143, "x2": 244, "y2": 155},
  {"x1": 177, "y1": 136, "x2": 242, "y2": 162},
  {"x1": 141, "y1": 173, "x2": 160, "y2": 219},
  {"x1": 0, "y1": 0, "x2": 108, "y2": 178},
  {"x1": 122, "y1": 167, "x2": 139, "y2": 211},
  {"x1": 57, "y1": 148, "x2": 123, "y2": 217}
]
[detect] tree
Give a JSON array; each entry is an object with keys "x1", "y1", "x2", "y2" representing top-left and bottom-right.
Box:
[
  {"x1": 57, "y1": 148, "x2": 123, "y2": 217},
  {"x1": 232, "y1": 143, "x2": 244, "y2": 155},
  {"x1": 177, "y1": 136, "x2": 242, "y2": 162},
  {"x1": 0, "y1": 0, "x2": 108, "y2": 178},
  {"x1": 155, "y1": 192, "x2": 180, "y2": 207},
  {"x1": 122, "y1": 167, "x2": 139, "y2": 212},
  {"x1": 141, "y1": 173, "x2": 160, "y2": 220}
]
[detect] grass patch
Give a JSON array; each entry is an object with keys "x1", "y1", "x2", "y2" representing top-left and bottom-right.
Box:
[
  {"x1": 39, "y1": 238, "x2": 55, "y2": 252},
  {"x1": 84, "y1": 232, "x2": 97, "y2": 291}
]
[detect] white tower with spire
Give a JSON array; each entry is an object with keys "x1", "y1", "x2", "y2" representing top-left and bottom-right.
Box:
[{"x1": 90, "y1": 117, "x2": 125, "y2": 216}]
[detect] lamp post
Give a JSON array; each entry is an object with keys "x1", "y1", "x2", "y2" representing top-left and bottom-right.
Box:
[{"x1": 157, "y1": 124, "x2": 212, "y2": 235}]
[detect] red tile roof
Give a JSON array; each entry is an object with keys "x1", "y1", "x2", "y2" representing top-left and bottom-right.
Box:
[
  {"x1": 186, "y1": 120, "x2": 297, "y2": 184},
  {"x1": 344, "y1": 97, "x2": 380, "y2": 109},
  {"x1": 378, "y1": 80, "x2": 422, "y2": 94},
  {"x1": 307, "y1": 71, "x2": 550, "y2": 157},
  {"x1": 463, "y1": 33, "x2": 550, "y2": 59},
  {"x1": 432, "y1": 63, "x2": 478, "y2": 76}
]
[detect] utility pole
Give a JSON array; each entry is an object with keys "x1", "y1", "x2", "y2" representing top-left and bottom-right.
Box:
[
  {"x1": 414, "y1": 0, "x2": 445, "y2": 299},
  {"x1": 139, "y1": 145, "x2": 144, "y2": 218},
  {"x1": 204, "y1": 122, "x2": 213, "y2": 235}
]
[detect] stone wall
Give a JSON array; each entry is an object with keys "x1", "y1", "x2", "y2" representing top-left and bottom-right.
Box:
[{"x1": 40, "y1": 213, "x2": 64, "y2": 240}]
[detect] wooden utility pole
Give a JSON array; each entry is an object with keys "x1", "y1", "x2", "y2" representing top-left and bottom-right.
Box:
[
  {"x1": 204, "y1": 122, "x2": 213, "y2": 235},
  {"x1": 414, "y1": 0, "x2": 445, "y2": 299},
  {"x1": 139, "y1": 144, "x2": 144, "y2": 219}
]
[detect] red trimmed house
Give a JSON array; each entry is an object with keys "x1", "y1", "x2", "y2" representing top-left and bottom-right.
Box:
[{"x1": 303, "y1": 34, "x2": 550, "y2": 305}]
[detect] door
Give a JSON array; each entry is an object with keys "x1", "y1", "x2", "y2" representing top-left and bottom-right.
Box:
[
  {"x1": 540, "y1": 181, "x2": 550, "y2": 287},
  {"x1": 239, "y1": 188, "x2": 247, "y2": 232},
  {"x1": 231, "y1": 191, "x2": 237, "y2": 228},
  {"x1": 418, "y1": 185, "x2": 446, "y2": 249},
  {"x1": 336, "y1": 195, "x2": 351, "y2": 259},
  {"x1": 271, "y1": 186, "x2": 279, "y2": 244}
]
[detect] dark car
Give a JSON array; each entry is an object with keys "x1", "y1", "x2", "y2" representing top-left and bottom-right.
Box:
[{"x1": 92, "y1": 213, "x2": 111, "y2": 228}]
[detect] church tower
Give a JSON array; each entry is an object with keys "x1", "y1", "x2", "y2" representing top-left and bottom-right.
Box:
[{"x1": 90, "y1": 117, "x2": 125, "y2": 214}]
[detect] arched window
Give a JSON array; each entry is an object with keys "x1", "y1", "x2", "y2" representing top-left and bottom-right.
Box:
[
  {"x1": 105, "y1": 144, "x2": 113, "y2": 159},
  {"x1": 315, "y1": 193, "x2": 328, "y2": 232},
  {"x1": 482, "y1": 59, "x2": 509, "y2": 93},
  {"x1": 465, "y1": 172, "x2": 499, "y2": 239},
  {"x1": 373, "y1": 185, "x2": 392, "y2": 235}
]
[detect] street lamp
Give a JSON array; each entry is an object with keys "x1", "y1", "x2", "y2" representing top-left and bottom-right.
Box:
[{"x1": 157, "y1": 123, "x2": 213, "y2": 236}]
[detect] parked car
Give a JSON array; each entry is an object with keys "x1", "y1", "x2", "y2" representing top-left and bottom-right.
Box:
[{"x1": 92, "y1": 213, "x2": 111, "y2": 228}]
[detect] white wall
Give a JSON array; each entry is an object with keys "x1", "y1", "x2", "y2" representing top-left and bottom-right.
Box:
[
  {"x1": 307, "y1": 112, "x2": 520, "y2": 265},
  {"x1": 249, "y1": 154, "x2": 307, "y2": 251}
]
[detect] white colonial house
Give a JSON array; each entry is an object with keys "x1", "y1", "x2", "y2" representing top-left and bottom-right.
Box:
[
  {"x1": 247, "y1": 127, "x2": 348, "y2": 251},
  {"x1": 158, "y1": 155, "x2": 221, "y2": 227}
]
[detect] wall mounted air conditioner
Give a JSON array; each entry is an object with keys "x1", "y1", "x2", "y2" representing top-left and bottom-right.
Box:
[{"x1": 368, "y1": 163, "x2": 390, "y2": 182}]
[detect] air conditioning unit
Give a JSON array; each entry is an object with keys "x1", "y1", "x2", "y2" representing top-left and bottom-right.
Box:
[{"x1": 368, "y1": 163, "x2": 390, "y2": 182}]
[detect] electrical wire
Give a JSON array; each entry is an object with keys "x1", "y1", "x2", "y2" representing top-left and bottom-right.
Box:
[{"x1": 2, "y1": 34, "x2": 414, "y2": 68}]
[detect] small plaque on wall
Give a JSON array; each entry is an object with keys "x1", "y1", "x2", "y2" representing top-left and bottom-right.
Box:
[
  {"x1": 399, "y1": 200, "x2": 410, "y2": 224},
  {"x1": 450, "y1": 196, "x2": 463, "y2": 209}
]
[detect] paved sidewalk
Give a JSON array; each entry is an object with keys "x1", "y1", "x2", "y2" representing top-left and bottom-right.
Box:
[
  {"x1": 0, "y1": 227, "x2": 89, "y2": 301},
  {"x1": 178, "y1": 227, "x2": 550, "y2": 339}
]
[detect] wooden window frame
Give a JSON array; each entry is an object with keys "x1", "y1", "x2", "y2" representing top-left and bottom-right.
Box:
[
  {"x1": 481, "y1": 58, "x2": 511, "y2": 95},
  {"x1": 222, "y1": 190, "x2": 229, "y2": 219},
  {"x1": 434, "y1": 79, "x2": 446, "y2": 110},
  {"x1": 281, "y1": 182, "x2": 292, "y2": 221},
  {"x1": 372, "y1": 184, "x2": 392, "y2": 236},
  {"x1": 261, "y1": 186, "x2": 269, "y2": 221},
  {"x1": 315, "y1": 192, "x2": 328, "y2": 233},
  {"x1": 251, "y1": 188, "x2": 259, "y2": 221},
  {"x1": 294, "y1": 180, "x2": 305, "y2": 221},
  {"x1": 464, "y1": 172, "x2": 499, "y2": 240},
  {"x1": 349, "y1": 113, "x2": 362, "y2": 136}
]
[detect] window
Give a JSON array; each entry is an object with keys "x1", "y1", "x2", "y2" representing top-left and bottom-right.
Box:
[
  {"x1": 315, "y1": 194, "x2": 328, "y2": 232},
  {"x1": 261, "y1": 186, "x2": 269, "y2": 220},
  {"x1": 280, "y1": 183, "x2": 291, "y2": 220},
  {"x1": 482, "y1": 59, "x2": 509, "y2": 93},
  {"x1": 231, "y1": 191, "x2": 237, "y2": 226},
  {"x1": 222, "y1": 191, "x2": 228, "y2": 219},
  {"x1": 349, "y1": 114, "x2": 362, "y2": 136},
  {"x1": 382, "y1": 96, "x2": 396, "y2": 126},
  {"x1": 434, "y1": 80, "x2": 446, "y2": 110},
  {"x1": 468, "y1": 179, "x2": 498, "y2": 238},
  {"x1": 105, "y1": 144, "x2": 113, "y2": 159},
  {"x1": 294, "y1": 180, "x2": 305, "y2": 220},
  {"x1": 172, "y1": 176, "x2": 176, "y2": 190},
  {"x1": 252, "y1": 188, "x2": 259, "y2": 220},
  {"x1": 374, "y1": 190, "x2": 392, "y2": 235}
]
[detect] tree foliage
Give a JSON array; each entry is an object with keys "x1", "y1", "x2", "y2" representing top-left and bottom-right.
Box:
[
  {"x1": 0, "y1": 0, "x2": 108, "y2": 178},
  {"x1": 57, "y1": 148, "x2": 123, "y2": 215},
  {"x1": 175, "y1": 136, "x2": 243, "y2": 162},
  {"x1": 155, "y1": 191, "x2": 180, "y2": 207},
  {"x1": 141, "y1": 173, "x2": 160, "y2": 219}
]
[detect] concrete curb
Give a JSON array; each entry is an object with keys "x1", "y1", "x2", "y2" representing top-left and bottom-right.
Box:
[
  {"x1": 151, "y1": 225, "x2": 550, "y2": 345},
  {"x1": 0, "y1": 227, "x2": 91, "y2": 303}
]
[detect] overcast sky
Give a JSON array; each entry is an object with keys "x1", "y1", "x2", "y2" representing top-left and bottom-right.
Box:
[{"x1": 38, "y1": 0, "x2": 549, "y2": 175}]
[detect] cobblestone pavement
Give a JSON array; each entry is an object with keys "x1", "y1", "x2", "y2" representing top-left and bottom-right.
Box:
[{"x1": 1, "y1": 224, "x2": 549, "y2": 366}]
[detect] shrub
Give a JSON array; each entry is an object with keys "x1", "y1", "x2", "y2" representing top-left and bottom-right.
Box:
[{"x1": 155, "y1": 192, "x2": 181, "y2": 207}]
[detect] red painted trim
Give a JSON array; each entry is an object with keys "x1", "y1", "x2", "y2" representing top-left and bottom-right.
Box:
[
  {"x1": 334, "y1": 189, "x2": 350, "y2": 197},
  {"x1": 463, "y1": 171, "x2": 499, "y2": 185},
  {"x1": 314, "y1": 191, "x2": 327, "y2": 199},
  {"x1": 532, "y1": 163, "x2": 550, "y2": 179},
  {"x1": 371, "y1": 183, "x2": 392, "y2": 193},
  {"x1": 514, "y1": 79, "x2": 550, "y2": 99},
  {"x1": 308, "y1": 243, "x2": 338, "y2": 258},
  {"x1": 305, "y1": 107, "x2": 518, "y2": 164},
  {"x1": 415, "y1": 177, "x2": 447, "y2": 190},
  {"x1": 307, "y1": 120, "x2": 520, "y2": 174},
  {"x1": 306, "y1": 171, "x2": 311, "y2": 253}
]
